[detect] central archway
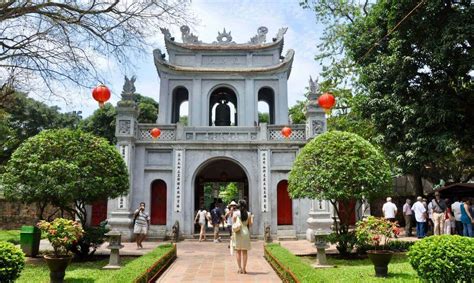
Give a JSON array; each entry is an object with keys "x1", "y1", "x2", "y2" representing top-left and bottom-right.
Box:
[{"x1": 193, "y1": 158, "x2": 249, "y2": 234}]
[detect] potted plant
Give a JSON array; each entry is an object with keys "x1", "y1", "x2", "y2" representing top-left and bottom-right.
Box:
[
  {"x1": 355, "y1": 216, "x2": 400, "y2": 277},
  {"x1": 37, "y1": 218, "x2": 84, "y2": 283}
]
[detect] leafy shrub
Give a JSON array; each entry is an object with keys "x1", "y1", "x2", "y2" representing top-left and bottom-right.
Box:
[
  {"x1": 69, "y1": 221, "x2": 109, "y2": 259},
  {"x1": 0, "y1": 241, "x2": 25, "y2": 282},
  {"x1": 355, "y1": 216, "x2": 400, "y2": 250},
  {"x1": 37, "y1": 218, "x2": 84, "y2": 257},
  {"x1": 408, "y1": 235, "x2": 474, "y2": 282},
  {"x1": 327, "y1": 231, "x2": 357, "y2": 255}
]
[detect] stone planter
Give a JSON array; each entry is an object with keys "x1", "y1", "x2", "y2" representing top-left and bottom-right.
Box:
[
  {"x1": 367, "y1": 250, "x2": 393, "y2": 277},
  {"x1": 44, "y1": 255, "x2": 72, "y2": 283}
]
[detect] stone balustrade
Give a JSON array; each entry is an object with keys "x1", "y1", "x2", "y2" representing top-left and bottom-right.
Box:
[{"x1": 136, "y1": 123, "x2": 306, "y2": 142}]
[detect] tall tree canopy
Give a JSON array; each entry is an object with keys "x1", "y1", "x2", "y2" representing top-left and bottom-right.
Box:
[
  {"x1": 1, "y1": 129, "x2": 129, "y2": 225},
  {"x1": 304, "y1": 0, "x2": 474, "y2": 194},
  {"x1": 0, "y1": 0, "x2": 191, "y2": 98}
]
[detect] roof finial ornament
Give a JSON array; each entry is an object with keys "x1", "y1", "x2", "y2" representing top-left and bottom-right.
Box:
[
  {"x1": 309, "y1": 76, "x2": 320, "y2": 96},
  {"x1": 160, "y1": 27, "x2": 174, "y2": 41},
  {"x1": 273, "y1": 27, "x2": 288, "y2": 42},
  {"x1": 249, "y1": 26, "x2": 268, "y2": 44},
  {"x1": 121, "y1": 75, "x2": 136, "y2": 101},
  {"x1": 215, "y1": 28, "x2": 235, "y2": 44},
  {"x1": 180, "y1": 25, "x2": 201, "y2": 44}
]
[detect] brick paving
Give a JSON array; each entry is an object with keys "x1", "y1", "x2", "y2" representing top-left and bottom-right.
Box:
[{"x1": 157, "y1": 240, "x2": 281, "y2": 283}]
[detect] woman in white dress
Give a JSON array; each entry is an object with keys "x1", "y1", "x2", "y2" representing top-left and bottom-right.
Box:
[
  {"x1": 232, "y1": 200, "x2": 253, "y2": 274},
  {"x1": 195, "y1": 206, "x2": 208, "y2": 242}
]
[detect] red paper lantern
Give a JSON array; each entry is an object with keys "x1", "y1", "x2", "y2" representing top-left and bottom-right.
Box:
[
  {"x1": 150, "y1": 128, "x2": 161, "y2": 139},
  {"x1": 92, "y1": 84, "x2": 111, "y2": 108},
  {"x1": 281, "y1": 126, "x2": 292, "y2": 138},
  {"x1": 318, "y1": 92, "x2": 336, "y2": 114}
]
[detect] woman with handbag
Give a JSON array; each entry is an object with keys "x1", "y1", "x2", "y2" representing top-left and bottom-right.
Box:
[{"x1": 232, "y1": 199, "x2": 253, "y2": 274}]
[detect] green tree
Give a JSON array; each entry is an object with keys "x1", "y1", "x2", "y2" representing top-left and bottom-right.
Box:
[
  {"x1": 79, "y1": 103, "x2": 117, "y2": 144},
  {"x1": 288, "y1": 131, "x2": 391, "y2": 253},
  {"x1": 1, "y1": 129, "x2": 129, "y2": 225},
  {"x1": 135, "y1": 94, "x2": 159, "y2": 123},
  {"x1": 289, "y1": 100, "x2": 306, "y2": 124},
  {"x1": 0, "y1": 92, "x2": 81, "y2": 169},
  {"x1": 344, "y1": 0, "x2": 474, "y2": 192},
  {"x1": 219, "y1": 183, "x2": 239, "y2": 205},
  {"x1": 258, "y1": 112, "x2": 270, "y2": 124}
]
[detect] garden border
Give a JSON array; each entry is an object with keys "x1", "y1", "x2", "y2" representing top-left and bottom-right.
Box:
[
  {"x1": 264, "y1": 244, "x2": 300, "y2": 283},
  {"x1": 134, "y1": 243, "x2": 177, "y2": 283}
]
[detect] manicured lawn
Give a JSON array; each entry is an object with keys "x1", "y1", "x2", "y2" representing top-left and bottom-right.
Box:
[
  {"x1": 0, "y1": 229, "x2": 20, "y2": 244},
  {"x1": 300, "y1": 254, "x2": 420, "y2": 283},
  {"x1": 266, "y1": 243, "x2": 420, "y2": 283},
  {"x1": 17, "y1": 256, "x2": 135, "y2": 283}
]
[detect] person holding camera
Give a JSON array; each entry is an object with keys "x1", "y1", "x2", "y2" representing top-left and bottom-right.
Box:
[{"x1": 133, "y1": 202, "x2": 150, "y2": 249}]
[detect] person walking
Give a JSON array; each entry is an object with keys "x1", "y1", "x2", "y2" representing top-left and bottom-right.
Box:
[
  {"x1": 133, "y1": 202, "x2": 150, "y2": 249},
  {"x1": 403, "y1": 199, "x2": 413, "y2": 237},
  {"x1": 412, "y1": 196, "x2": 427, "y2": 238},
  {"x1": 210, "y1": 202, "x2": 224, "y2": 243},
  {"x1": 382, "y1": 197, "x2": 398, "y2": 222},
  {"x1": 225, "y1": 201, "x2": 237, "y2": 237},
  {"x1": 460, "y1": 199, "x2": 473, "y2": 237},
  {"x1": 195, "y1": 206, "x2": 208, "y2": 242},
  {"x1": 232, "y1": 199, "x2": 253, "y2": 274},
  {"x1": 451, "y1": 197, "x2": 463, "y2": 235},
  {"x1": 431, "y1": 192, "x2": 447, "y2": 235}
]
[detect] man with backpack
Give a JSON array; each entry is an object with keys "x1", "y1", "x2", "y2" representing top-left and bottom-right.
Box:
[{"x1": 211, "y1": 202, "x2": 224, "y2": 243}]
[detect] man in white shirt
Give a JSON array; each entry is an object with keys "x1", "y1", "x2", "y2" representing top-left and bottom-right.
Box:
[
  {"x1": 382, "y1": 197, "x2": 398, "y2": 222},
  {"x1": 412, "y1": 196, "x2": 427, "y2": 238},
  {"x1": 402, "y1": 199, "x2": 413, "y2": 237},
  {"x1": 451, "y1": 198, "x2": 463, "y2": 235}
]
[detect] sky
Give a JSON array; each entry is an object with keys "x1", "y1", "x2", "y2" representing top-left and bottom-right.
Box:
[{"x1": 47, "y1": 0, "x2": 324, "y2": 118}]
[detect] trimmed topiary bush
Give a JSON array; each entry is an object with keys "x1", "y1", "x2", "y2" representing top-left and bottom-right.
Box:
[
  {"x1": 0, "y1": 241, "x2": 25, "y2": 282},
  {"x1": 408, "y1": 235, "x2": 474, "y2": 282}
]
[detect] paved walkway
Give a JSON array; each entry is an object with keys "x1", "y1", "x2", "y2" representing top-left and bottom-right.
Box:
[{"x1": 157, "y1": 240, "x2": 281, "y2": 283}]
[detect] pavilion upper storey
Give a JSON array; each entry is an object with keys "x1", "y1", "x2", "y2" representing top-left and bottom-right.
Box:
[{"x1": 154, "y1": 26, "x2": 293, "y2": 73}]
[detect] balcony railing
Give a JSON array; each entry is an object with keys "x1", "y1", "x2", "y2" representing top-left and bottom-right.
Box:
[{"x1": 135, "y1": 124, "x2": 306, "y2": 142}]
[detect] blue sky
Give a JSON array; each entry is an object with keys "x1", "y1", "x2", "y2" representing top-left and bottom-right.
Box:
[{"x1": 47, "y1": 0, "x2": 324, "y2": 118}]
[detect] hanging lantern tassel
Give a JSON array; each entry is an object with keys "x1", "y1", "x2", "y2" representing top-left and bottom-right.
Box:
[
  {"x1": 92, "y1": 84, "x2": 111, "y2": 108},
  {"x1": 318, "y1": 92, "x2": 336, "y2": 115},
  {"x1": 150, "y1": 128, "x2": 161, "y2": 139},
  {"x1": 281, "y1": 126, "x2": 292, "y2": 139}
]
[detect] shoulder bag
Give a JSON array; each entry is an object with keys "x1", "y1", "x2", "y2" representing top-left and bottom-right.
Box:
[{"x1": 232, "y1": 216, "x2": 242, "y2": 233}]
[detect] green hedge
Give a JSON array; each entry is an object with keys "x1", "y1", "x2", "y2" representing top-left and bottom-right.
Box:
[
  {"x1": 0, "y1": 230, "x2": 20, "y2": 245},
  {"x1": 101, "y1": 243, "x2": 176, "y2": 283},
  {"x1": 265, "y1": 243, "x2": 317, "y2": 283},
  {"x1": 408, "y1": 235, "x2": 474, "y2": 282}
]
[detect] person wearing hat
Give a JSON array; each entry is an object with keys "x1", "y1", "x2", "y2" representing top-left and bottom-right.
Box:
[{"x1": 225, "y1": 201, "x2": 238, "y2": 239}]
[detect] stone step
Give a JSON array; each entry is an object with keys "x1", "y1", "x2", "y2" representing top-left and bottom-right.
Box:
[
  {"x1": 277, "y1": 229, "x2": 297, "y2": 237},
  {"x1": 277, "y1": 236, "x2": 298, "y2": 241},
  {"x1": 277, "y1": 225, "x2": 295, "y2": 230}
]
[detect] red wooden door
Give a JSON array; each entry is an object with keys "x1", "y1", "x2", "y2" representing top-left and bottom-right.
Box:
[
  {"x1": 91, "y1": 199, "x2": 108, "y2": 226},
  {"x1": 338, "y1": 199, "x2": 356, "y2": 225},
  {"x1": 277, "y1": 180, "x2": 293, "y2": 225},
  {"x1": 151, "y1": 180, "x2": 167, "y2": 225}
]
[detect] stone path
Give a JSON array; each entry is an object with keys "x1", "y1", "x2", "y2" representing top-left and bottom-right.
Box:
[{"x1": 157, "y1": 240, "x2": 281, "y2": 283}]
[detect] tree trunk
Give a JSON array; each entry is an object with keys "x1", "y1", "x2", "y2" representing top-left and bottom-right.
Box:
[{"x1": 412, "y1": 171, "x2": 424, "y2": 197}]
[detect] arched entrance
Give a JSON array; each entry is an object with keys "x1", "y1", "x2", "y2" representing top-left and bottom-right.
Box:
[
  {"x1": 193, "y1": 158, "x2": 249, "y2": 233},
  {"x1": 277, "y1": 180, "x2": 293, "y2": 225},
  {"x1": 150, "y1": 180, "x2": 167, "y2": 225}
]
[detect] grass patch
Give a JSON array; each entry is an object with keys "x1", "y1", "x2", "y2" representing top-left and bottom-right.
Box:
[
  {"x1": 266, "y1": 243, "x2": 420, "y2": 283},
  {"x1": 0, "y1": 230, "x2": 20, "y2": 245},
  {"x1": 104, "y1": 243, "x2": 175, "y2": 282},
  {"x1": 17, "y1": 256, "x2": 135, "y2": 283}
]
